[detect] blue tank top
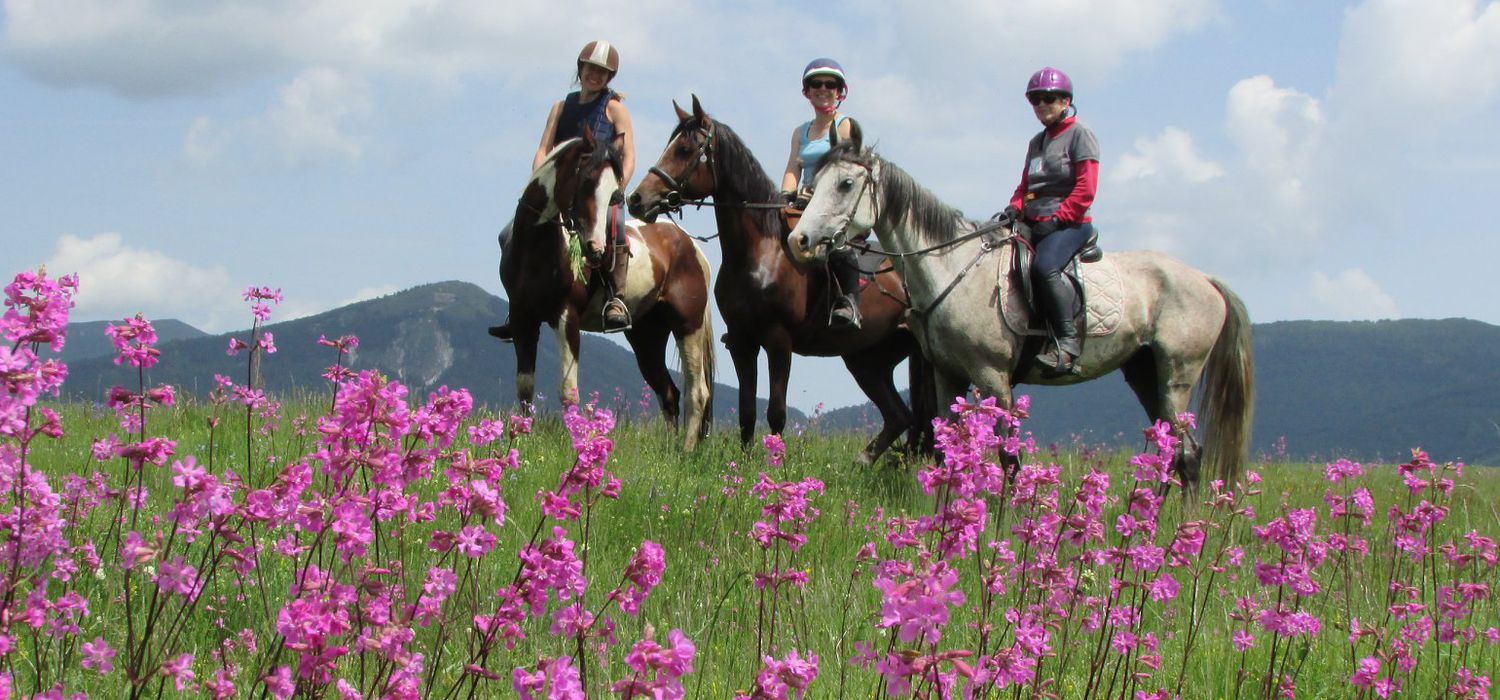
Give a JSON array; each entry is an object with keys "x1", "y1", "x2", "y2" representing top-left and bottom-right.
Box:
[
  {"x1": 796, "y1": 115, "x2": 849, "y2": 188},
  {"x1": 554, "y1": 89, "x2": 617, "y2": 147}
]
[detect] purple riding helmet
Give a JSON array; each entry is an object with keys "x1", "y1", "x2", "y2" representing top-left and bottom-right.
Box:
[{"x1": 1025, "y1": 66, "x2": 1072, "y2": 97}]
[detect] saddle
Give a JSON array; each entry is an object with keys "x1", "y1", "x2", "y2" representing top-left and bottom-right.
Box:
[{"x1": 1011, "y1": 224, "x2": 1103, "y2": 337}]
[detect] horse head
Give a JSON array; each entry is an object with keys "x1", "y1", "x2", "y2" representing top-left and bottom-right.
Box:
[
  {"x1": 787, "y1": 138, "x2": 880, "y2": 264},
  {"x1": 527, "y1": 126, "x2": 621, "y2": 261},
  {"x1": 629, "y1": 94, "x2": 717, "y2": 223}
]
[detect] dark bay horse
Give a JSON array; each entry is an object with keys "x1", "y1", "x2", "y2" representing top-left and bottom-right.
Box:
[
  {"x1": 788, "y1": 140, "x2": 1255, "y2": 488},
  {"x1": 498, "y1": 129, "x2": 715, "y2": 450},
  {"x1": 628, "y1": 97, "x2": 933, "y2": 465}
]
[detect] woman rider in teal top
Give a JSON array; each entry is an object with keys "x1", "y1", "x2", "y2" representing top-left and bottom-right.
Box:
[{"x1": 780, "y1": 58, "x2": 862, "y2": 330}]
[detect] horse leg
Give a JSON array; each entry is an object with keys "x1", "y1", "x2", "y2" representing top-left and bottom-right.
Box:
[
  {"x1": 554, "y1": 309, "x2": 583, "y2": 406},
  {"x1": 1121, "y1": 350, "x2": 1176, "y2": 497},
  {"x1": 1153, "y1": 350, "x2": 1210, "y2": 497},
  {"x1": 764, "y1": 333, "x2": 793, "y2": 436},
  {"x1": 843, "y1": 341, "x2": 913, "y2": 467},
  {"x1": 970, "y1": 368, "x2": 1023, "y2": 479},
  {"x1": 726, "y1": 335, "x2": 761, "y2": 446},
  {"x1": 674, "y1": 317, "x2": 714, "y2": 452},
  {"x1": 511, "y1": 320, "x2": 542, "y2": 409},
  {"x1": 624, "y1": 319, "x2": 681, "y2": 428}
]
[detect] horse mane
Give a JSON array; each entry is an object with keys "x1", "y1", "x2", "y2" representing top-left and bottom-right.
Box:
[
  {"x1": 823, "y1": 141, "x2": 971, "y2": 244},
  {"x1": 536, "y1": 136, "x2": 622, "y2": 185},
  {"x1": 675, "y1": 116, "x2": 783, "y2": 235}
]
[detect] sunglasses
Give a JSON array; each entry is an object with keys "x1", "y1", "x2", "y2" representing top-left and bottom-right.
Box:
[
  {"x1": 1028, "y1": 92, "x2": 1066, "y2": 106},
  {"x1": 805, "y1": 79, "x2": 842, "y2": 90}
]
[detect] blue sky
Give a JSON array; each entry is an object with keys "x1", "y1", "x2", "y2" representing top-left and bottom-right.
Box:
[{"x1": 3, "y1": 0, "x2": 1498, "y2": 412}]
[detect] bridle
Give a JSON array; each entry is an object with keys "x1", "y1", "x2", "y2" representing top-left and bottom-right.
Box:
[
  {"x1": 645, "y1": 119, "x2": 786, "y2": 222},
  {"x1": 808, "y1": 156, "x2": 1020, "y2": 343},
  {"x1": 519, "y1": 141, "x2": 609, "y2": 246}
]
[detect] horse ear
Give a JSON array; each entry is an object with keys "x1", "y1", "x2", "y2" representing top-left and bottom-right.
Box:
[
  {"x1": 581, "y1": 123, "x2": 597, "y2": 150},
  {"x1": 848, "y1": 117, "x2": 863, "y2": 153},
  {"x1": 691, "y1": 94, "x2": 709, "y2": 126},
  {"x1": 674, "y1": 99, "x2": 690, "y2": 123}
]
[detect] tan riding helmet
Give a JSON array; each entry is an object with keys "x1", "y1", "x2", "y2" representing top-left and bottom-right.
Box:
[{"x1": 578, "y1": 40, "x2": 620, "y2": 75}]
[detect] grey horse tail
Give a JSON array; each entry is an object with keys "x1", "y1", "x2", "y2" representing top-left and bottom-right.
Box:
[{"x1": 1199, "y1": 278, "x2": 1255, "y2": 486}]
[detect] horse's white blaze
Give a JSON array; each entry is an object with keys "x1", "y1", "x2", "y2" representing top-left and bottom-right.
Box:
[{"x1": 586, "y1": 166, "x2": 620, "y2": 255}]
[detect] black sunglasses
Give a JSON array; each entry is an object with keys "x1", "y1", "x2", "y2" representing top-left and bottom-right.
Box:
[
  {"x1": 805, "y1": 79, "x2": 842, "y2": 90},
  {"x1": 1028, "y1": 92, "x2": 1066, "y2": 106}
]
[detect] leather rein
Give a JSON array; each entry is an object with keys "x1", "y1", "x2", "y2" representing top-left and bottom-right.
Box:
[
  {"x1": 828, "y1": 159, "x2": 1019, "y2": 330},
  {"x1": 645, "y1": 120, "x2": 787, "y2": 241}
]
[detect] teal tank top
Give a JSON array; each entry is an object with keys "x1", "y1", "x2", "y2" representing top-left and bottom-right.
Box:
[{"x1": 796, "y1": 115, "x2": 849, "y2": 188}]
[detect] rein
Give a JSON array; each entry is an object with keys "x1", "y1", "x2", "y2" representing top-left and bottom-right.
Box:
[
  {"x1": 649, "y1": 121, "x2": 787, "y2": 224},
  {"x1": 820, "y1": 158, "x2": 1018, "y2": 343}
]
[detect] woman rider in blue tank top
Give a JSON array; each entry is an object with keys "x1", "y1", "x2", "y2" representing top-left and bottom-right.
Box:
[
  {"x1": 780, "y1": 58, "x2": 864, "y2": 330},
  {"x1": 490, "y1": 40, "x2": 636, "y2": 341}
]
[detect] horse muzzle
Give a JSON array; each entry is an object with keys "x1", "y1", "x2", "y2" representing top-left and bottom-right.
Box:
[{"x1": 787, "y1": 230, "x2": 831, "y2": 263}]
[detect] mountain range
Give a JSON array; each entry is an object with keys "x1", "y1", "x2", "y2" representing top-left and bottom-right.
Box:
[{"x1": 56, "y1": 281, "x2": 1500, "y2": 465}]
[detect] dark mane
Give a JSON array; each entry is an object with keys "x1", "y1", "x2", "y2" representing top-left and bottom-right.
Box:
[
  {"x1": 679, "y1": 116, "x2": 783, "y2": 234},
  {"x1": 823, "y1": 141, "x2": 970, "y2": 244},
  {"x1": 542, "y1": 136, "x2": 622, "y2": 185}
]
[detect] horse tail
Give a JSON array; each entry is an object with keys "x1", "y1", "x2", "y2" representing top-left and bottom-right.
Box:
[
  {"x1": 1199, "y1": 278, "x2": 1255, "y2": 486},
  {"x1": 681, "y1": 242, "x2": 715, "y2": 443},
  {"x1": 696, "y1": 299, "x2": 716, "y2": 440}
]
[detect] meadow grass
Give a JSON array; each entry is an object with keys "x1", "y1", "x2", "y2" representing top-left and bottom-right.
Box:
[{"x1": 23, "y1": 394, "x2": 1500, "y2": 698}]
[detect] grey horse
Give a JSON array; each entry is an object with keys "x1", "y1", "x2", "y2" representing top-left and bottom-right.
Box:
[{"x1": 787, "y1": 140, "x2": 1253, "y2": 489}]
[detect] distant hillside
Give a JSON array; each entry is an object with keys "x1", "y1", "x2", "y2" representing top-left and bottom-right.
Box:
[
  {"x1": 820, "y1": 319, "x2": 1500, "y2": 465},
  {"x1": 61, "y1": 319, "x2": 207, "y2": 364},
  {"x1": 60, "y1": 285, "x2": 1499, "y2": 463},
  {"x1": 61, "y1": 281, "x2": 796, "y2": 427}
]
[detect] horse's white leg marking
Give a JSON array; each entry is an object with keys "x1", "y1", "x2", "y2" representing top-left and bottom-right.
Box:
[
  {"x1": 517, "y1": 371, "x2": 535, "y2": 404},
  {"x1": 556, "y1": 314, "x2": 580, "y2": 405}
]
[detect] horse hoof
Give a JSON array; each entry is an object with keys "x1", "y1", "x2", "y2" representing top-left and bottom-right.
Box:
[{"x1": 855, "y1": 452, "x2": 875, "y2": 468}]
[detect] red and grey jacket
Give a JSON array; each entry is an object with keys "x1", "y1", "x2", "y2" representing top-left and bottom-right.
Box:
[{"x1": 1007, "y1": 116, "x2": 1099, "y2": 224}]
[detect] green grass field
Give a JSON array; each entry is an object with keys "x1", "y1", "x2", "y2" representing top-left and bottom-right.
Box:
[{"x1": 19, "y1": 396, "x2": 1500, "y2": 698}]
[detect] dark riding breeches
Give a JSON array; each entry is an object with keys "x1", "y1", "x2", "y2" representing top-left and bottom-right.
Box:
[{"x1": 1032, "y1": 223, "x2": 1095, "y2": 276}]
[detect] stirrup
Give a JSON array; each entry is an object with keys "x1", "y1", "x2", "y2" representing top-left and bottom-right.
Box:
[
  {"x1": 829, "y1": 306, "x2": 861, "y2": 330},
  {"x1": 1037, "y1": 344, "x2": 1079, "y2": 378},
  {"x1": 487, "y1": 324, "x2": 514, "y2": 344},
  {"x1": 602, "y1": 299, "x2": 632, "y2": 333}
]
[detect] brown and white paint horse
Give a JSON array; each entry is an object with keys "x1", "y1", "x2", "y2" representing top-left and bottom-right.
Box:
[
  {"x1": 629, "y1": 98, "x2": 934, "y2": 465},
  {"x1": 499, "y1": 128, "x2": 715, "y2": 449}
]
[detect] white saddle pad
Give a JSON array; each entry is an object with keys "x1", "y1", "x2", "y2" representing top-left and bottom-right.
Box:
[{"x1": 1000, "y1": 253, "x2": 1125, "y2": 338}]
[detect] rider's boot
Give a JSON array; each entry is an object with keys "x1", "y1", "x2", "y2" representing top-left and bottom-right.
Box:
[
  {"x1": 829, "y1": 248, "x2": 863, "y2": 330},
  {"x1": 602, "y1": 242, "x2": 631, "y2": 331},
  {"x1": 487, "y1": 316, "x2": 514, "y2": 343},
  {"x1": 1037, "y1": 271, "x2": 1082, "y2": 377}
]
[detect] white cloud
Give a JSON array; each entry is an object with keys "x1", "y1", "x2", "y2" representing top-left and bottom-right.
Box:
[
  {"x1": 1309, "y1": 268, "x2": 1399, "y2": 320},
  {"x1": 182, "y1": 66, "x2": 371, "y2": 166},
  {"x1": 0, "y1": 0, "x2": 687, "y2": 98},
  {"x1": 1112, "y1": 127, "x2": 1224, "y2": 184},
  {"x1": 1225, "y1": 76, "x2": 1324, "y2": 204},
  {"x1": 862, "y1": 0, "x2": 1221, "y2": 81},
  {"x1": 266, "y1": 67, "x2": 371, "y2": 164},
  {"x1": 43, "y1": 233, "x2": 241, "y2": 331},
  {"x1": 1334, "y1": 0, "x2": 1500, "y2": 123}
]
